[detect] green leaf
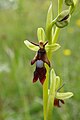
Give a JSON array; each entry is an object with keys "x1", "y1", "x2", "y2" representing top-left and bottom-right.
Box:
[
  {"x1": 24, "y1": 40, "x2": 39, "y2": 51},
  {"x1": 37, "y1": 28, "x2": 45, "y2": 42},
  {"x1": 56, "y1": 92, "x2": 73, "y2": 99},
  {"x1": 45, "y1": 43, "x2": 61, "y2": 52},
  {"x1": 46, "y1": 2, "x2": 53, "y2": 43}
]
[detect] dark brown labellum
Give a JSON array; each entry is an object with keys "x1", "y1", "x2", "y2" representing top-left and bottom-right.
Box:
[
  {"x1": 54, "y1": 98, "x2": 65, "y2": 107},
  {"x1": 30, "y1": 41, "x2": 50, "y2": 85},
  {"x1": 33, "y1": 66, "x2": 46, "y2": 85}
]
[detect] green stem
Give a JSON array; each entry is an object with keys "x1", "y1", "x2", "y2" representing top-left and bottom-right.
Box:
[
  {"x1": 46, "y1": 0, "x2": 63, "y2": 120},
  {"x1": 43, "y1": 51, "x2": 51, "y2": 120},
  {"x1": 58, "y1": 0, "x2": 63, "y2": 14},
  {"x1": 47, "y1": 69, "x2": 56, "y2": 120},
  {"x1": 43, "y1": 65, "x2": 49, "y2": 120},
  {"x1": 52, "y1": 0, "x2": 63, "y2": 44},
  {"x1": 43, "y1": 3, "x2": 53, "y2": 119}
]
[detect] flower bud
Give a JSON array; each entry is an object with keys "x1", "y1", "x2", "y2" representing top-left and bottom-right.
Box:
[
  {"x1": 69, "y1": 0, "x2": 77, "y2": 14},
  {"x1": 55, "y1": 10, "x2": 71, "y2": 28},
  {"x1": 65, "y1": 0, "x2": 73, "y2": 6}
]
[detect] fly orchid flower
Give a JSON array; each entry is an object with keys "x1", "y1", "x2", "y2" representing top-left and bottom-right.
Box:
[
  {"x1": 24, "y1": 33, "x2": 60, "y2": 85},
  {"x1": 24, "y1": 40, "x2": 50, "y2": 84},
  {"x1": 30, "y1": 41, "x2": 50, "y2": 85},
  {"x1": 54, "y1": 84, "x2": 65, "y2": 107},
  {"x1": 48, "y1": 69, "x2": 73, "y2": 109}
]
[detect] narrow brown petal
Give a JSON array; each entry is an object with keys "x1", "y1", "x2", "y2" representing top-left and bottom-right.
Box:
[
  {"x1": 43, "y1": 41, "x2": 48, "y2": 47},
  {"x1": 29, "y1": 41, "x2": 39, "y2": 46},
  {"x1": 31, "y1": 53, "x2": 38, "y2": 65},
  {"x1": 60, "y1": 100, "x2": 65, "y2": 104}
]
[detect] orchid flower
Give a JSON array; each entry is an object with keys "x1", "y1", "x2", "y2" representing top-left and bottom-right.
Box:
[{"x1": 24, "y1": 29, "x2": 60, "y2": 85}]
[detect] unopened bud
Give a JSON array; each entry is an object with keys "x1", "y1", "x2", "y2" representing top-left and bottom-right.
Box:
[
  {"x1": 65, "y1": 0, "x2": 73, "y2": 6},
  {"x1": 55, "y1": 10, "x2": 71, "y2": 28}
]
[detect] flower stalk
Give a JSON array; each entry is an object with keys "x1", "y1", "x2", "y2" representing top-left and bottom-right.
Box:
[
  {"x1": 24, "y1": 0, "x2": 77, "y2": 120},
  {"x1": 52, "y1": 0, "x2": 63, "y2": 44}
]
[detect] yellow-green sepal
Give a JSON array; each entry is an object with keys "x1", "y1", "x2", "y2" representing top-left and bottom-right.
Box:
[
  {"x1": 24, "y1": 40, "x2": 39, "y2": 51},
  {"x1": 45, "y1": 43, "x2": 61, "y2": 52},
  {"x1": 56, "y1": 92, "x2": 73, "y2": 99},
  {"x1": 37, "y1": 28, "x2": 45, "y2": 42}
]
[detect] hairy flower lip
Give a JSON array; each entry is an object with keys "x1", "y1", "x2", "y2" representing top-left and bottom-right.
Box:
[
  {"x1": 33, "y1": 67, "x2": 46, "y2": 85},
  {"x1": 54, "y1": 98, "x2": 65, "y2": 107}
]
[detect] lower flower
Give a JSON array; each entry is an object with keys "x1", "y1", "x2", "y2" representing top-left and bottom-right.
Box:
[{"x1": 54, "y1": 98, "x2": 65, "y2": 107}]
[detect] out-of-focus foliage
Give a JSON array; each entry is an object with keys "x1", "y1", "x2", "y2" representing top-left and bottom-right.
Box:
[{"x1": 0, "y1": 0, "x2": 80, "y2": 120}]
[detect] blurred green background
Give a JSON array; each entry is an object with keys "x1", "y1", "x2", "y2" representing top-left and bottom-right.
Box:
[{"x1": 0, "y1": 0, "x2": 80, "y2": 120}]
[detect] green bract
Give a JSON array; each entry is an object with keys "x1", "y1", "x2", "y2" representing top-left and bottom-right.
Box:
[{"x1": 48, "y1": 68, "x2": 73, "y2": 102}]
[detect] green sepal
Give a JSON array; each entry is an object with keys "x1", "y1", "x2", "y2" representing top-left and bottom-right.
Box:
[
  {"x1": 56, "y1": 92, "x2": 73, "y2": 99},
  {"x1": 24, "y1": 40, "x2": 39, "y2": 51},
  {"x1": 37, "y1": 28, "x2": 45, "y2": 42},
  {"x1": 45, "y1": 43, "x2": 61, "y2": 52}
]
